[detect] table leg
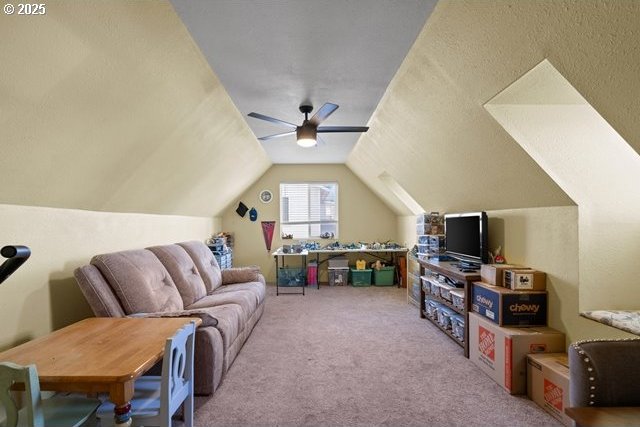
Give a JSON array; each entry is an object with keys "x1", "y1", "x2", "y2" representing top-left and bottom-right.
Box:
[
  {"x1": 275, "y1": 255, "x2": 279, "y2": 296},
  {"x1": 316, "y1": 253, "x2": 320, "y2": 289},
  {"x1": 302, "y1": 254, "x2": 306, "y2": 296},
  {"x1": 114, "y1": 402, "x2": 132, "y2": 426}
]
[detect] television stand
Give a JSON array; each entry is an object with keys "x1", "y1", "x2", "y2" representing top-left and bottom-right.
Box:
[
  {"x1": 417, "y1": 259, "x2": 480, "y2": 358},
  {"x1": 456, "y1": 260, "x2": 480, "y2": 272}
]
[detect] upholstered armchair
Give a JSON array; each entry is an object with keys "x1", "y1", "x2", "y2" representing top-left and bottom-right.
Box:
[{"x1": 568, "y1": 338, "x2": 640, "y2": 407}]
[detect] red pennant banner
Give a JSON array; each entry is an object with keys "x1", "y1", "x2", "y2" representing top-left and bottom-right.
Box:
[{"x1": 261, "y1": 221, "x2": 275, "y2": 251}]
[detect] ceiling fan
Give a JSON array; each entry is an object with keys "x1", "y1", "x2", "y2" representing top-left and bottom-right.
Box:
[{"x1": 248, "y1": 102, "x2": 369, "y2": 148}]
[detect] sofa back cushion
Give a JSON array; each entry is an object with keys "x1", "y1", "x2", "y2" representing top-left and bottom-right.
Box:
[
  {"x1": 91, "y1": 249, "x2": 183, "y2": 314},
  {"x1": 74, "y1": 264, "x2": 126, "y2": 318},
  {"x1": 178, "y1": 241, "x2": 222, "y2": 293},
  {"x1": 147, "y1": 244, "x2": 207, "y2": 307}
]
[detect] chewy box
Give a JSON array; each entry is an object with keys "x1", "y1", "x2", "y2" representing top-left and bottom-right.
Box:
[
  {"x1": 373, "y1": 266, "x2": 395, "y2": 286},
  {"x1": 527, "y1": 353, "x2": 572, "y2": 426},
  {"x1": 469, "y1": 313, "x2": 565, "y2": 395},
  {"x1": 504, "y1": 269, "x2": 547, "y2": 291},
  {"x1": 350, "y1": 268, "x2": 372, "y2": 286},
  {"x1": 472, "y1": 282, "x2": 547, "y2": 326},
  {"x1": 480, "y1": 263, "x2": 524, "y2": 287}
]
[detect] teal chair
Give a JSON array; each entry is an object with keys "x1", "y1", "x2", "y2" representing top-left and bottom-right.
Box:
[
  {"x1": 0, "y1": 362, "x2": 100, "y2": 427},
  {"x1": 97, "y1": 321, "x2": 196, "y2": 427}
]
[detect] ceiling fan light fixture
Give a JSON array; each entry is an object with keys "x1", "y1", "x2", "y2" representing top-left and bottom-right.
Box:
[{"x1": 296, "y1": 123, "x2": 317, "y2": 148}]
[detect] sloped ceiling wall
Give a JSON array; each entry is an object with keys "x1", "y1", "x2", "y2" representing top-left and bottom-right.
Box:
[
  {"x1": 0, "y1": 1, "x2": 270, "y2": 217},
  {"x1": 348, "y1": 0, "x2": 640, "y2": 214}
]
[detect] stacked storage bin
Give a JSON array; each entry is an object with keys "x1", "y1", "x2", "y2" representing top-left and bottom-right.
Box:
[
  {"x1": 306, "y1": 262, "x2": 318, "y2": 287},
  {"x1": 207, "y1": 238, "x2": 233, "y2": 269},
  {"x1": 416, "y1": 212, "x2": 445, "y2": 260},
  {"x1": 328, "y1": 257, "x2": 349, "y2": 286}
]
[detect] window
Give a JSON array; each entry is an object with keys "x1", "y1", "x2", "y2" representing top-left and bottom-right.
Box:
[{"x1": 280, "y1": 182, "x2": 338, "y2": 239}]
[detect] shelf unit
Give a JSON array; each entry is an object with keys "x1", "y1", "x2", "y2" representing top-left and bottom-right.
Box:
[
  {"x1": 407, "y1": 254, "x2": 421, "y2": 307},
  {"x1": 418, "y1": 258, "x2": 479, "y2": 357}
]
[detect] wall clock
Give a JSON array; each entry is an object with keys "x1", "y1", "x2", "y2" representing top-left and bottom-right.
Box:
[{"x1": 259, "y1": 189, "x2": 273, "y2": 204}]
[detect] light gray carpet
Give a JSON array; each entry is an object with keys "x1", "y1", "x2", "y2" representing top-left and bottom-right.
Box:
[{"x1": 194, "y1": 285, "x2": 560, "y2": 426}]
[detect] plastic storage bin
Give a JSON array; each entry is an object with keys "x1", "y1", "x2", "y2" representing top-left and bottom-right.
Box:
[
  {"x1": 450, "y1": 289, "x2": 465, "y2": 310},
  {"x1": 328, "y1": 267, "x2": 349, "y2": 286},
  {"x1": 306, "y1": 262, "x2": 318, "y2": 286},
  {"x1": 373, "y1": 266, "x2": 395, "y2": 286},
  {"x1": 350, "y1": 268, "x2": 372, "y2": 286},
  {"x1": 437, "y1": 306, "x2": 456, "y2": 330},
  {"x1": 278, "y1": 268, "x2": 305, "y2": 287},
  {"x1": 426, "y1": 299, "x2": 441, "y2": 319},
  {"x1": 328, "y1": 257, "x2": 349, "y2": 269},
  {"x1": 451, "y1": 314, "x2": 465, "y2": 342}
]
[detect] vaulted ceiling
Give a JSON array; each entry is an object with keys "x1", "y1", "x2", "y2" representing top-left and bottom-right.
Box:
[{"x1": 1, "y1": 1, "x2": 639, "y2": 218}]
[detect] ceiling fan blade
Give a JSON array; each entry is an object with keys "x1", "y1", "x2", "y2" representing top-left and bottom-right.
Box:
[
  {"x1": 317, "y1": 126, "x2": 369, "y2": 133},
  {"x1": 248, "y1": 112, "x2": 298, "y2": 129},
  {"x1": 309, "y1": 103, "x2": 339, "y2": 125},
  {"x1": 258, "y1": 131, "x2": 296, "y2": 141}
]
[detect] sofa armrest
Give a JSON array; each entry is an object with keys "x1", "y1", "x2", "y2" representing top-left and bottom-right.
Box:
[
  {"x1": 221, "y1": 266, "x2": 261, "y2": 285},
  {"x1": 127, "y1": 308, "x2": 218, "y2": 327}
]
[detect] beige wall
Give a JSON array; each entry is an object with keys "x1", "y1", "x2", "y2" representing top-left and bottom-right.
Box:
[
  {"x1": 487, "y1": 207, "x2": 634, "y2": 344},
  {"x1": 0, "y1": 1, "x2": 271, "y2": 218},
  {"x1": 486, "y1": 60, "x2": 640, "y2": 312},
  {"x1": 221, "y1": 165, "x2": 398, "y2": 283},
  {"x1": 397, "y1": 215, "x2": 418, "y2": 250},
  {"x1": 0, "y1": 203, "x2": 216, "y2": 350}
]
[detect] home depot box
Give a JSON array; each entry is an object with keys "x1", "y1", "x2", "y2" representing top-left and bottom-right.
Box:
[
  {"x1": 527, "y1": 353, "x2": 572, "y2": 426},
  {"x1": 472, "y1": 282, "x2": 547, "y2": 326},
  {"x1": 480, "y1": 264, "x2": 523, "y2": 287},
  {"x1": 504, "y1": 269, "x2": 547, "y2": 291},
  {"x1": 469, "y1": 312, "x2": 565, "y2": 395}
]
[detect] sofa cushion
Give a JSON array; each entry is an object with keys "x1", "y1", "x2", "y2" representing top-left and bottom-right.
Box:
[
  {"x1": 213, "y1": 281, "x2": 266, "y2": 306},
  {"x1": 193, "y1": 304, "x2": 244, "y2": 353},
  {"x1": 91, "y1": 249, "x2": 183, "y2": 314},
  {"x1": 187, "y1": 290, "x2": 258, "y2": 324},
  {"x1": 178, "y1": 241, "x2": 222, "y2": 293},
  {"x1": 221, "y1": 266, "x2": 260, "y2": 285},
  {"x1": 74, "y1": 264, "x2": 126, "y2": 318},
  {"x1": 147, "y1": 244, "x2": 207, "y2": 307}
]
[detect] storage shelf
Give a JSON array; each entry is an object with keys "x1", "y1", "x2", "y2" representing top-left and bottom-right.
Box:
[
  {"x1": 423, "y1": 286, "x2": 463, "y2": 315},
  {"x1": 418, "y1": 259, "x2": 479, "y2": 358},
  {"x1": 422, "y1": 310, "x2": 464, "y2": 348}
]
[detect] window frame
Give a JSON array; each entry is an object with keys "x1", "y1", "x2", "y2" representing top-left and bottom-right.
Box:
[{"x1": 279, "y1": 181, "x2": 339, "y2": 240}]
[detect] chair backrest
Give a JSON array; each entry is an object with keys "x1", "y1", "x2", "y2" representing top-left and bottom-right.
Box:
[
  {"x1": 0, "y1": 362, "x2": 43, "y2": 427},
  {"x1": 160, "y1": 321, "x2": 196, "y2": 423},
  {"x1": 569, "y1": 338, "x2": 640, "y2": 407}
]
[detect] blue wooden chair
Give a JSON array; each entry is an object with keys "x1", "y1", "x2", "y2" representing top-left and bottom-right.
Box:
[
  {"x1": 0, "y1": 361, "x2": 100, "y2": 427},
  {"x1": 97, "y1": 321, "x2": 196, "y2": 427}
]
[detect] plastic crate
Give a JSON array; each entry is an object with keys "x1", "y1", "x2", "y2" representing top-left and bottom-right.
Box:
[
  {"x1": 306, "y1": 262, "x2": 318, "y2": 286},
  {"x1": 328, "y1": 257, "x2": 349, "y2": 269},
  {"x1": 350, "y1": 268, "x2": 372, "y2": 286},
  {"x1": 373, "y1": 266, "x2": 395, "y2": 286},
  {"x1": 328, "y1": 268, "x2": 349, "y2": 286},
  {"x1": 278, "y1": 268, "x2": 305, "y2": 287}
]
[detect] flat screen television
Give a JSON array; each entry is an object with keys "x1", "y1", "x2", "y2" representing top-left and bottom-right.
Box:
[{"x1": 444, "y1": 212, "x2": 488, "y2": 266}]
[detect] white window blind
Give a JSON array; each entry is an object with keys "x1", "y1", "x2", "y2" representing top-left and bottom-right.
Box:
[{"x1": 280, "y1": 182, "x2": 338, "y2": 239}]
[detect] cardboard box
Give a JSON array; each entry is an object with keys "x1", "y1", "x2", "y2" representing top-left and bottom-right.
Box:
[
  {"x1": 527, "y1": 353, "x2": 571, "y2": 426},
  {"x1": 472, "y1": 282, "x2": 547, "y2": 326},
  {"x1": 480, "y1": 264, "x2": 523, "y2": 287},
  {"x1": 504, "y1": 269, "x2": 547, "y2": 291},
  {"x1": 469, "y1": 312, "x2": 565, "y2": 395}
]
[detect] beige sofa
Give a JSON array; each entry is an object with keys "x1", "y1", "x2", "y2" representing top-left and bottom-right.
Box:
[{"x1": 74, "y1": 240, "x2": 265, "y2": 395}]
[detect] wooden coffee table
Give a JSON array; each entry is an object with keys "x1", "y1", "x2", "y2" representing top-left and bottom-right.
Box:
[{"x1": 0, "y1": 317, "x2": 201, "y2": 426}]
